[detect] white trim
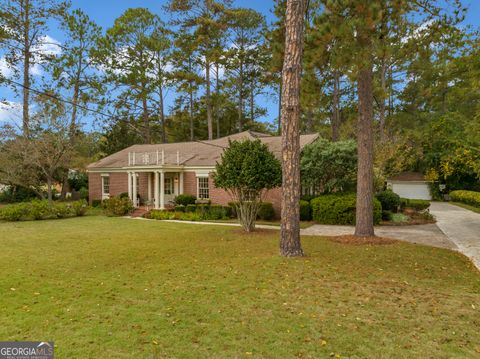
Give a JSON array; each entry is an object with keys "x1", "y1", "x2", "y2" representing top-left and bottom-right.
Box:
[{"x1": 101, "y1": 175, "x2": 110, "y2": 200}]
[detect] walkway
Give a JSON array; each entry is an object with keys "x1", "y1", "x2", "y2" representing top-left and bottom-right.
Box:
[{"x1": 430, "y1": 202, "x2": 480, "y2": 269}]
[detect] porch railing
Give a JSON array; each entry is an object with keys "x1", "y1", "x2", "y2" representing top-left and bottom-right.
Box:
[{"x1": 128, "y1": 150, "x2": 185, "y2": 166}]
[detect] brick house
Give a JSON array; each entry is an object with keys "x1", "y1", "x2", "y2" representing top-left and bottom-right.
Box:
[{"x1": 87, "y1": 131, "x2": 319, "y2": 215}]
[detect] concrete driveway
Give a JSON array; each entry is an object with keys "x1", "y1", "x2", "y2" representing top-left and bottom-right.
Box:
[
  {"x1": 430, "y1": 202, "x2": 480, "y2": 269},
  {"x1": 302, "y1": 202, "x2": 480, "y2": 270},
  {"x1": 301, "y1": 223, "x2": 456, "y2": 250}
]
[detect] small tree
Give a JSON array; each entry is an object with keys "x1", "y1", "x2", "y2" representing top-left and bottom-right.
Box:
[
  {"x1": 214, "y1": 139, "x2": 281, "y2": 232},
  {"x1": 301, "y1": 139, "x2": 357, "y2": 194}
]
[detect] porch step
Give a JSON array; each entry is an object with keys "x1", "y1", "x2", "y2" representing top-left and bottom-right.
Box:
[{"x1": 131, "y1": 207, "x2": 150, "y2": 218}]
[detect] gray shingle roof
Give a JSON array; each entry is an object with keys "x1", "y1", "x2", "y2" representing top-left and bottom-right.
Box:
[{"x1": 87, "y1": 130, "x2": 319, "y2": 169}]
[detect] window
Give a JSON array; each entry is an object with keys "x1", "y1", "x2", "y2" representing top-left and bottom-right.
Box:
[
  {"x1": 102, "y1": 175, "x2": 110, "y2": 199},
  {"x1": 197, "y1": 177, "x2": 209, "y2": 199},
  {"x1": 164, "y1": 177, "x2": 174, "y2": 195}
]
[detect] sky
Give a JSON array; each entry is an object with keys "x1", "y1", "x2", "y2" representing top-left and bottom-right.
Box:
[{"x1": 1, "y1": 0, "x2": 480, "y2": 130}]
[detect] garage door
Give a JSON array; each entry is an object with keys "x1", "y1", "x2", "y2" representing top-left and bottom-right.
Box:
[{"x1": 391, "y1": 183, "x2": 432, "y2": 200}]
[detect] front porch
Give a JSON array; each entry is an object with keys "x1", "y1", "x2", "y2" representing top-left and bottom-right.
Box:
[{"x1": 127, "y1": 170, "x2": 185, "y2": 210}]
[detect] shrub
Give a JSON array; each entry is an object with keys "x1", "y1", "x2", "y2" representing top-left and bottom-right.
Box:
[
  {"x1": 195, "y1": 204, "x2": 210, "y2": 216},
  {"x1": 382, "y1": 210, "x2": 393, "y2": 221},
  {"x1": 71, "y1": 200, "x2": 88, "y2": 216},
  {"x1": 400, "y1": 198, "x2": 430, "y2": 211},
  {"x1": 103, "y1": 196, "x2": 133, "y2": 216},
  {"x1": 376, "y1": 190, "x2": 400, "y2": 212},
  {"x1": 148, "y1": 210, "x2": 202, "y2": 221},
  {"x1": 119, "y1": 192, "x2": 129, "y2": 199},
  {"x1": 175, "y1": 194, "x2": 197, "y2": 206},
  {"x1": 185, "y1": 204, "x2": 197, "y2": 212},
  {"x1": 257, "y1": 202, "x2": 275, "y2": 220},
  {"x1": 53, "y1": 202, "x2": 71, "y2": 218},
  {"x1": 228, "y1": 202, "x2": 238, "y2": 217},
  {"x1": 204, "y1": 204, "x2": 228, "y2": 220},
  {"x1": 29, "y1": 199, "x2": 52, "y2": 220},
  {"x1": 0, "y1": 185, "x2": 38, "y2": 203},
  {"x1": 311, "y1": 193, "x2": 382, "y2": 225},
  {"x1": 78, "y1": 187, "x2": 89, "y2": 200},
  {"x1": 92, "y1": 199, "x2": 102, "y2": 208},
  {"x1": 450, "y1": 190, "x2": 480, "y2": 208},
  {"x1": 0, "y1": 203, "x2": 28, "y2": 221},
  {"x1": 175, "y1": 204, "x2": 186, "y2": 212},
  {"x1": 299, "y1": 200, "x2": 312, "y2": 221},
  {"x1": 300, "y1": 195, "x2": 316, "y2": 202},
  {"x1": 222, "y1": 205, "x2": 233, "y2": 218}
]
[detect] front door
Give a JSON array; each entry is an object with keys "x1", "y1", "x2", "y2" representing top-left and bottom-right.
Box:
[{"x1": 163, "y1": 174, "x2": 176, "y2": 205}]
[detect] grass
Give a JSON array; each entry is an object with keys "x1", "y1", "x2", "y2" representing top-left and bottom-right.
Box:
[
  {"x1": 451, "y1": 201, "x2": 480, "y2": 214},
  {"x1": 0, "y1": 217, "x2": 479, "y2": 358},
  {"x1": 204, "y1": 218, "x2": 315, "y2": 229}
]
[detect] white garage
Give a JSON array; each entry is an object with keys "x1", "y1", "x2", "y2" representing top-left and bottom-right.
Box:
[{"x1": 386, "y1": 172, "x2": 432, "y2": 200}]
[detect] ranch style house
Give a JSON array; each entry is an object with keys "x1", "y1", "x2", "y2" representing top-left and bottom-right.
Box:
[{"x1": 87, "y1": 131, "x2": 319, "y2": 215}]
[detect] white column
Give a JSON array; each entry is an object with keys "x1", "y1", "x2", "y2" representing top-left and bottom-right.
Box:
[
  {"x1": 132, "y1": 172, "x2": 137, "y2": 207},
  {"x1": 154, "y1": 171, "x2": 159, "y2": 209},
  {"x1": 179, "y1": 172, "x2": 184, "y2": 195},
  {"x1": 160, "y1": 170, "x2": 165, "y2": 210},
  {"x1": 127, "y1": 172, "x2": 132, "y2": 201},
  {"x1": 147, "y1": 173, "x2": 152, "y2": 201}
]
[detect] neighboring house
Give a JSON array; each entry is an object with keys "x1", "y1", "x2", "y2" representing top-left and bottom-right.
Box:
[
  {"x1": 87, "y1": 131, "x2": 319, "y2": 215},
  {"x1": 386, "y1": 171, "x2": 432, "y2": 200}
]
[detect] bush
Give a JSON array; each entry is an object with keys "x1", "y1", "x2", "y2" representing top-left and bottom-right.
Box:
[
  {"x1": 92, "y1": 199, "x2": 102, "y2": 208},
  {"x1": 103, "y1": 196, "x2": 133, "y2": 216},
  {"x1": 257, "y1": 202, "x2": 275, "y2": 220},
  {"x1": 175, "y1": 204, "x2": 185, "y2": 212},
  {"x1": 300, "y1": 195, "x2": 316, "y2": 202},
  {"x1": 0, "y1": 203, "x2": 28, "y2": 221},
  {"x1": 375, "y1": 190, "x2": 400, "y2": 212},
  {"x1": 311, "y1": 193, "x2": 382, "y2": 225},
  {"x1": 29, "y1": 199, "x2": 52, "y2": 220},
  {"x1": 78, "y1": 187, "x2": 89, "y2": 200},
  {"x1": 148, "y1": 210, "x2": 202, "y2": 221},
  {"x1": 204, "y1": 204, "x2": 227, "y2": 220},
  {"x1": 450, "y1": 190, "x2": 480, "y2": 208},
  {"x1": 185, "y1": 204, "x2": 197, "y2": 212},
  {"x1": 299, "y1": 200, "x2": 312, "y2": 221},
  {"x1": 400, "y1": 198, "x2": 430, "y2": 211},
  {"x1": 119, "y1": 192, "x2": 129, "y2": 199},
  {"x1": 71, "y1": 200, "x2": 88, "y2": 216},
  {"x1": 175, "y1": 194, "x2": 197, "y2": 206},
  {"x1": 0, "y1": 185, "x2": 38, "y2": 203},
  {"x1": 0, "y1": 200, "x2": 89, "y2": 221},
  {"x1": 53, "y1": 202, "x2": 71, "y2": 219}
]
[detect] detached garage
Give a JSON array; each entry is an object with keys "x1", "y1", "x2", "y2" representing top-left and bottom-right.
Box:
[{"x1": 386, "y1": 172, "x2": 432, "y2": 200}]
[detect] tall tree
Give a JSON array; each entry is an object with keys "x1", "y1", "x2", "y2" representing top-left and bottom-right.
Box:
[
  {"x1": 167, "y1": 0, "x2": 230, "y2": 140},
  {"x1": 280, "y1": 0, "x2": 306, "y2": 257},
  {"x1": 53, "y1": 8, "x2": 102, "y2": 141},
  {"x1": 0, "y1": 0, "x2": 68, "y2": 135},
  {"x1": 95, "y1": 8, "x2": 167, "y2": 144}
]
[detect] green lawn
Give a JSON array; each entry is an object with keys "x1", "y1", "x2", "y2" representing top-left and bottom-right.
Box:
[{"x1": 1, "y1": 217, "x2": 479, "y2": 358}]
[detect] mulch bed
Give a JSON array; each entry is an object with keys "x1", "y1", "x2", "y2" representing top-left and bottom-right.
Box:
[{"x1": 327, "y1": 235, "x2": 398, "y2": 245}]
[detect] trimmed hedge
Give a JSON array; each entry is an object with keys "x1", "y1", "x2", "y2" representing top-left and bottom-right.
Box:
[
  {"x1": 450, "y1": 190, "x2": 480, "y2": 208},
  {"x1": 375, "y1": 190, "x2": 400, "y2": 212},
  {"x1": 175, "y1": 194, "x2": 197, "y2": 206},
  {"x1": 400, "y1": 198, "x2": 430, "y2": 211},
  {"x1": 103, "y1": 196, "x2": 134, "y2": 216},
  {"x1": 147, "y1": 204, "x2": 232, "y2": 221},
  {"x1": 311, "y1": 193, "x2": 382, "y2": 225},
  {"x1": 0, "y1": 200, "x2": 88, "y2": 222},
  {"x1": 228, "y1": 201, "x2": 276, "y2": 220},
  {"x1": 299, "y1": 200, "x2": 312, "y2": 221}
]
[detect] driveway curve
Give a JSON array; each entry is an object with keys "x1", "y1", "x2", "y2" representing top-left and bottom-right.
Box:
[{"x1": 430, "y1": 202, "x2": 480, "y2": 270}]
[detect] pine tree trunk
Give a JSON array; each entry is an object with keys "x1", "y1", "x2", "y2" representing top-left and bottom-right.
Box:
[
  {"x1": 22, "y1": 0, "x2": 30, "y2": 136},
  {"x1": 277, "y1": 79, "x2": 282, "y2": 135},
  {"x1": 332, "y1": 70, "x2": 341, "y2": 141},
  {"x1": 189, "y1": 87, "x2": 194, "y2": 141},
  {"x1": 238, "y1": 58, "x2": 244, "y2": 132},
  {"x1": 355, "y1": 65, "x2": 375, "y2": 237},
  {"x1": 379, "y1": 60, "x2": 387, "y2": 143},
  {"x1": 206, "y1": 60, "x2": 213, "y2": 140},
  {"x1": 142, "y1": 94, "x2": 151, "y2": 143},
  {"x1": 159, "y1": 84, "x2": 166, "y2": 143},
  {"x1": 280, "y1": 0, "x2": 306, "y2": 257},
  {"x1": 215, "y1": 62, "x2": 220, "y2": 138}
]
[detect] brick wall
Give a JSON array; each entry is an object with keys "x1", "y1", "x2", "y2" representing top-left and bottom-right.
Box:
[
  {"x1": 89, "y1": 170, "x2": 282, "y2": 217},
  {"x1": 88, "y1": 172, "x2": 128, "y2": 204}
]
